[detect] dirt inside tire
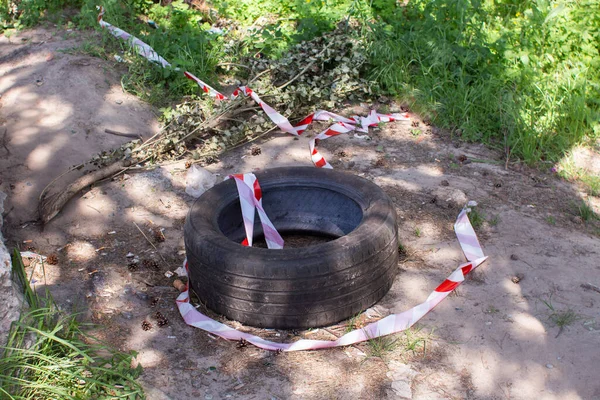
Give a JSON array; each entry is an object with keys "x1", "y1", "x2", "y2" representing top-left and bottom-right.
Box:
[{"x1": 184, "y1": 167, "x2": 399, "y2": 329}]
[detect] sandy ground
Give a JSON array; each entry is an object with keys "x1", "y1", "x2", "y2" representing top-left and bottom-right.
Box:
[{"x1": 1, "y1": 27, "x2": 600, "y2": 400}]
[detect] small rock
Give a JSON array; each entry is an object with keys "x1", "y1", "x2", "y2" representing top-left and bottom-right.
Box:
[
  {"x1": 510, "y1": 254, "x2": 519, "y2": 261},
  {"x1": 390, "y1": 380, "x2": 412, "y2": 399},
  {"x1": 121, "y1": 311, "x2": 133, "y2": 319},
  {"x1": 546, "y1": 364, "x2": 554, "y2": 369},
  {"x1": 440, "y1": 180, "x2": 449, "y2": 187},
  {"x1": 571, "y1": 216, "x2": 583, "y2": 224},
  {"x1": 115, "y1": 100, "x2": 123, "y2": 105},
  {"x1": 511, "y1": 273, "x2": 524, "y2": 284},
  {"x1": 485, "y1": 321, "x2": 492, "y2": 326}
]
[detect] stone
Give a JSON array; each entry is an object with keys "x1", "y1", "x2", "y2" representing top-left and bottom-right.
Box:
[
  {"x1": 0, "y1": 191, "x2": 25, "y2": 349},
  {"x1": 387, "y1": 361, "x2": 418, "y2": 399},
  {"x1": 390, "y1": 379, "x2": 412, "y2": 399}
]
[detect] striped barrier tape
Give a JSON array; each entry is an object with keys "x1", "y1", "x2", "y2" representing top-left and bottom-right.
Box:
[
  {"x1": 96, "y1": 9, "x2": 489, "y2": 351},
  {"x1": 176, "y1": 202, "x2": 487, "y2": 351},
  {"x1": 97, "y1": 8, "x2": 410, "y2": 168},
  {"x1": 227, "y1": 174, "x2": 284, "y2": 249}
]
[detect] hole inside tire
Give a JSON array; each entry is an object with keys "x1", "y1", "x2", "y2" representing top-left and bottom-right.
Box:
[
  {"x1": 217, "y1": 186, "x2": 363, "y2": 246},
  {"x1": 252, "y1": 231, "x2": 337, "y2": 248}
]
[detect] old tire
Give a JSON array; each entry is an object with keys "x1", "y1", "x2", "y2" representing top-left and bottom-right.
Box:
[{"x1": 184, "y1": 166, "x2": 398, "y2": 329}]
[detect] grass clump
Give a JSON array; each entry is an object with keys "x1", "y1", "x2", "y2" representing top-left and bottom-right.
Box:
[
  {"x1": 366, "y1": 335, "x2": 398, "y2": 359},
  {"x1": 576, "y1": 200, "x2": 598, "y2": 222},
  {"x1": 1, "y1": 250, "x2": 144, "y2": 399},
  {"x1": 468, "y1": 208, "x2": 485, "y2": 230},
  {"x1": 367, "y1": 0, "x2": 599, "y2": 164}
]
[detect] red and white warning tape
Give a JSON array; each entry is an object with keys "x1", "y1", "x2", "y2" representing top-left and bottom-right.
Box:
[
  {"x1": 176, "y1": 202, "x2": 487, "y2": 351},
  {"x1": 97, "y1": 9, "x2": 488, "y2": 351},
  {"x1": 228, "y1": 173, "x2": 284, "y2": 249},
  {"x1": 97, "y1": 7, "x2": 409, "y2": 168}
]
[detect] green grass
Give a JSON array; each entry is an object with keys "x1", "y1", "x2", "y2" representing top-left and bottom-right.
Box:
[
  {"x1": 413, "y1": 227, "x2": 422, "y2": 237},
  {"x1": 367, "y1": 0, "x2": 599, "y2": 164},
  {"x1": 540, "y1": 294, "x2": 580, "y2": 335},
  {"x1": 1, "y1": 250, "x2": 144, "y2": 399},
  {"x1": 468, "y1": 208, "x2": 485, "y2": 230},
  {"x1": 576, "y1": 200, "x2": 598, "y2": 222},
  {"x1": 2, "y1": 0, "x2": 598, "y2": 165},
  {"x1": 366, "y1": 334, "x2": 398, "y2": 359},
  {"x1": 549, "y1": 309, "x2": 579, "y2": 329},
  {"x1": 546, "y1": 215, "x2": 556, "y2": 225},
  {"x1": 489, "y1": 215, "x2": 500, "y2": 227},
  {"x1": 344, "y1": 313, "x2": 363, "y2": 334}
]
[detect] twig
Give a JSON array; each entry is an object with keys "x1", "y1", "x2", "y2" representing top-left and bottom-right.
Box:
[
  {"x1": 217, "y1": 62, "x2": 251, "y2": 70},
  {"x1": 321, "y1": 327, "x2": 366, "y2": 356},
  {"x1": 104, "y1": 128, "x2": 142, "y2": 139},
  {"x1": 86, "y1": 205, "x2": 101, "y2": 214},
  {"x1": 248, "y1": 68, "x2": 272, "y2": 84},
  {"x1": 276, "y1": 44, "x2": 332, "y2": 91},
  {"x1": 581, "y1": 283, "x2": 600, "y2": 294},
  {"x1": 132, "y1": 221, "x2": 169, "y2": 267},
  {"x1": 1, "y1": 128, "x2": 10, "y2": 155},
  {"x1": 191, "y1": 125, "x2": 279, "y2": 166}
]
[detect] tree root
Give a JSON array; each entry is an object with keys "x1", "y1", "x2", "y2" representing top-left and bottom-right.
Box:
[{"x1": 39, "y1": 160, "x2": 131, "y2": 225}]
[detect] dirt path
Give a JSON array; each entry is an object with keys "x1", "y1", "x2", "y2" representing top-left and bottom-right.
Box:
[{"x1": 1, "y1": 28, "x2": 600, "y2": 400}]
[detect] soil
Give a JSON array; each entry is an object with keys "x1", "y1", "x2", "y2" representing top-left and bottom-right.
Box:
[{"x1": 1, "y1": 27, "x2": 600, "y2": 400}]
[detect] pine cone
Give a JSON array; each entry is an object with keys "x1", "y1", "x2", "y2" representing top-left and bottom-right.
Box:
[
  {"x1": 143, "y1": 259, "x2": 159, "y2": 270},
  {"x1": 152, "y1": 228, "x2": 165, "y2": 243},
  {"x1": 46, "y1": 253, "x2": 59, "y2": 265},
  {"x1": 141, "y1": 320, "x2": 152, "y2": 331}
]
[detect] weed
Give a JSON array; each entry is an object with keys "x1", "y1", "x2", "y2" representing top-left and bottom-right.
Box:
[
  {"x1": 402, "y1": 327, "x2": 431, "y2": 356},
  {"x1": 366, "y1": 334, "x2": 397, "y2": 359},
  {"x1": 397, "y1": 242, "x2": 407, "y2": 257},
  {"x1": 576, "y1": 200, "x2": 598, "y2": 222},
  {"x1": 468, "y1": 208, "x2": 485, "y2": 229},
  {"x1": 1, "y1": 250, "x2": 144, "y2": 398},
  {"x1": 558, "y1": 152, "x2": 600, "y2": 197},
  {"x1": 414, "y1": 227, "x2": 422, "y2": 237},
  {"x1": 344, "y1": 313, "x2": 363, "y2": 334},
  {"x1": 549, "y1": 309, "x2": 579, "y2": 329},
  {"x1": 546, "y1": 215, "x2": 556, "y2": 225},
  {"x1": 489, "y1": 215, "x2": 500, "y2": 226},
  {"x1": 410, "y1": 128, "x2": 421, "y2": 137},
  {"x1": 485, "y1": 305, "x2": 500, "y2": 314}
]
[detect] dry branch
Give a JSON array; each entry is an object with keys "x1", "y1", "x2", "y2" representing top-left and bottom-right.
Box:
[{"x1": 39, "y1": 160, "x2": 131, "y2": 224}]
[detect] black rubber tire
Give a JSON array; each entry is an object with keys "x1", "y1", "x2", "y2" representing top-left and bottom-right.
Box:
[{"x1": 184, "y1": 166, "x2": 399, "y2": 329}]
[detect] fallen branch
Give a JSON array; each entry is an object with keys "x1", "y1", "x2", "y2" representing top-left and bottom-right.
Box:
[
  {"x1": 39, "y1": 160, "x2": 131, "y2": 224},
  {"x1": 132, "y1": 221, "x2": 169, "y2": 267},
  {"x1": 104, "y1": 128, "x2": 142, "y2": 139},
  {"x1": 581, "y1": 283, "x2": 600, "y2": 294}
]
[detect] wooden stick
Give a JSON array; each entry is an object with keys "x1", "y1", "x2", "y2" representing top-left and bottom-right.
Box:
[
  {"x1": 581, "y1": 283, "x2": 600, "y2": 294},
  {"x1": 132, "y1": 221, "x2": 169, "y2": 267},
  {"x1": 104, "y1": 128, "x2": 142, "y2": 139}
]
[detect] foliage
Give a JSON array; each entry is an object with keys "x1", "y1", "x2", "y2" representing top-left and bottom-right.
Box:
[
  {"x1": 115, "y1": 26, "x2": 375, "y2": 165},
  {"x1": 1, "y1": 250, "x2": 144, "y2": 399},
  {"x1": 366, "y1": 0, "x2": 599, "y2": 163},
  {"x1": 2, "y1": 0, "x2": 598, "y2": 165},
  {"x1": 0, "y1": 0, "x2": 81, "y2": 29}
]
